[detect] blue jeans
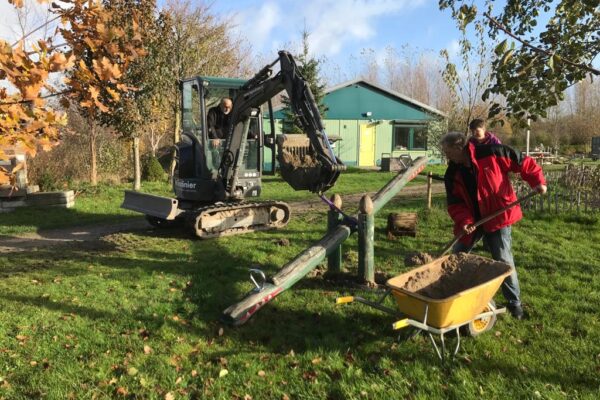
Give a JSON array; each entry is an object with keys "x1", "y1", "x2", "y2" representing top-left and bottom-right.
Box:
[{"x1": 452, "y1": 226, "x2": 521, "y2": 306}]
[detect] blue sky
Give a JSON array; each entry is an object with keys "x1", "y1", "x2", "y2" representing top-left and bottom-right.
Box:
[
  {"x1": 208, "y1": 0, "x2": 465, "y2": 82},
  {"x1": 0, "y1": 0, "x2": 472, "y2": 84}
]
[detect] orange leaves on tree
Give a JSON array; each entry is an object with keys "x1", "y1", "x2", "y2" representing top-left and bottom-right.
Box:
[
  {"x1": 0, "y1": 0, "x2": 147, "y2": 168},
  {"x1": 8, "y1": 0, "x2": 24, "y2": 8},
  {"x1": 92, "y1": 57, "x2": 122, "y2": 82},
  {"x1": 59, "y1": 0, "x2": 146, "y2": 116}
]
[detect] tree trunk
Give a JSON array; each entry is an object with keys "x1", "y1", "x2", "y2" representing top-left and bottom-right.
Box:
[
  {"x1": 89, "y1": 118, "x2": 97, "y2": 186},
  {"x1": 133, "y1": 136, "x2": 141, "y2": 191},
  {"x1": 149, "y1": 126, "x2": 157, "y2": 157},
  {"x1": 168, "y1": 107, "x2": 181, "y2": 184}
]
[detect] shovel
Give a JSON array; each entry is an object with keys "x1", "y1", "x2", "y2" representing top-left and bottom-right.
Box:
[{"x1": 438, "y1": 190, "x2": 539, "y2": 257}]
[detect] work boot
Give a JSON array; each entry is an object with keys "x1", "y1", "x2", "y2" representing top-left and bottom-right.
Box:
[{"x1": 508, "y1": 304, "x2": 525, "y2": 320}]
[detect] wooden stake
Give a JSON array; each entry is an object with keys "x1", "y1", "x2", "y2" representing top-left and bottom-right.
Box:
[
  {"x1": 358, "y1": 195, "x2": 375, "y2": 284},
  {"x1": 371, "y1": 156, "x2": 428, "y2": 214},
  {"x1": 427, "y1": 172, "x2": 433, "y2": 210}
]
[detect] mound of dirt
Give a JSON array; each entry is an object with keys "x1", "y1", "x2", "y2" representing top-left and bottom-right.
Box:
[
  {"x1": 280, "y1": 150, "x2": 319, "y2": 168},
  {"x1": 404, "y1": 252, "x2": 434, "y2": 267},
  {"x1": 402, "y1": 253, "x2": 508, "y2": 299}
]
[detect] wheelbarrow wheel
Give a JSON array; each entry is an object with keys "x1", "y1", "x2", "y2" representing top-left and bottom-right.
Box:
[{"x1": 461, "y1": 300, "x2": 497, "y2": 337}]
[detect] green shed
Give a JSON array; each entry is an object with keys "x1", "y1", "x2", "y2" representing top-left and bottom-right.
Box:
[{"x1": 266, "y1": 79, "x2": 446, "y2": 168}]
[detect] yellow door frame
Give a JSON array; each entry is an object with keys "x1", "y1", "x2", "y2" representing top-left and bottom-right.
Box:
[{"x1": 359, "y1": 123, "x2": 376, "y2": 167}]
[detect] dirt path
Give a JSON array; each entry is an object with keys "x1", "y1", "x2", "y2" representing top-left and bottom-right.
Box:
[{"x1": 0, "y1": 183, "x2": 444, "y2": 253}]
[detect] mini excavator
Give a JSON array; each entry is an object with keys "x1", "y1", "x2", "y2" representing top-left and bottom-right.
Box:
[{"x1": 122, "y1": 51, "x2": 345, "y2": 238}]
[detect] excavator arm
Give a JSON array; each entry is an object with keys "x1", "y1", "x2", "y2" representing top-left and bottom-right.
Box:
[{"x1": 219, "y1": 51, "x2": 345, "y2": 198}]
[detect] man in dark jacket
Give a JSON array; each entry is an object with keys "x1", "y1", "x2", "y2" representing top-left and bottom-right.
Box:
[
  {"x1": 207, "y1": 98, "x2": 233, "y2": 139},
  {"x1": 441, "y1": 131, "x2": 547, "y2": 319}
]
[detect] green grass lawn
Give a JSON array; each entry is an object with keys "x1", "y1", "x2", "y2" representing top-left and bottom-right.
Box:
[
  {"x1": 1, "y1": 192, "x2": 599, "y2": 398},
  {"x1": 0, "y1": 167, "x2": 438, "y2": 236}
]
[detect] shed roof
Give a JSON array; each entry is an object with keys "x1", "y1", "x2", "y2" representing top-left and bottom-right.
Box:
[
  {"x1": 268, "y1": 78, "x2": 446, "y2": 120},
  {"x1": 325, "y1": 78, "x2": 447, "y2": 118}
]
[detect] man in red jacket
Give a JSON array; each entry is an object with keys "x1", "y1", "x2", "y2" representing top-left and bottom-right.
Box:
[{"x1": 441, "y1": 131, "x2": 547, "y2": 319}]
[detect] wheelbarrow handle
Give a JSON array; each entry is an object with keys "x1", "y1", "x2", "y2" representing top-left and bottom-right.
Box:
[{"x1": 439, "y1": 190, "x2": 539, "y2": 257}]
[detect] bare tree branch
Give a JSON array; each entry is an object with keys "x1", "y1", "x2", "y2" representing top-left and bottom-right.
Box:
[{"x1": 10, "y1": 15, "x2": 61, "y2": 47}]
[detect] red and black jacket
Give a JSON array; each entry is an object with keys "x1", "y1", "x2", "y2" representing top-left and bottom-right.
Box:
[{"x1": 444, "y1": 142, "x2": 546, "y2": 243}]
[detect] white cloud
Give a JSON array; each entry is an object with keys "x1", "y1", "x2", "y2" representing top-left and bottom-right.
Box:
[
  {"x1": 445, "y1": 39, "x2": 460, "y2": 59},
  {"x1": 231, "y1": 0, "x2": 426, "y2": 58},
  {"x1": 231, "y1": 1, "x2": 282, "y2": 55}
]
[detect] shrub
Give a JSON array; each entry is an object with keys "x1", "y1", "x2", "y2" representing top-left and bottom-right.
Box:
[
  {"x1": 37, "y1": 171, "x2": 61, "y2": 191},
  {"x1": 142, "y1": 155, "x2": 166, "y2": 181}
]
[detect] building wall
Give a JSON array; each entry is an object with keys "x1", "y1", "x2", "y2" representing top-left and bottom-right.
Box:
[
  {"x1": 263, "y1": 81, "x2": 445, "y2": 169},
  {"x1": 263, "y1": 118, "x2": 439, "y2": 170}
]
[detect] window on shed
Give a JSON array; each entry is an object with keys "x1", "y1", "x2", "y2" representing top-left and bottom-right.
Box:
[
  {"x1": 393, "y1": 125, "x2": 428, "y2": 150},
  {"x1": 412, "y1": 126, "x2": 427, "y2": 150},
  {"x1": 393, "y1": 127, "x2": 410, "y2": 150}
]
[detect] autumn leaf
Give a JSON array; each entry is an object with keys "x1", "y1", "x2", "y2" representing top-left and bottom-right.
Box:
[
  {"x1": 8, "y1": 0, "x2": 24, "y2": 8},
  {"x1": 94, "y1": 98, "x2": 110, "y2": 113},
  {"x1": 115, "y1": 386, "x2": 128, "y2": 396},
  {"x1": 106, "y1": 87, "x2": 120, "y2": 101},
  {"x1": 49, "y1": 52, "x2": 75, "y2": 71},
  {"x1": 143, "y1": 345, "x2": 152, "y2": 354}
]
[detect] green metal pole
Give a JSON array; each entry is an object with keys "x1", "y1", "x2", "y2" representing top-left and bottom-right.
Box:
[
  {"x1": 358, "y1": 195, "x2": 375, "y2": 284},
  {"x1": 222, "y1": 224, "x2": 352, "y2": 326},
  {"x1": 327, "y1": 194, "x2": 343, "y2": 273}
]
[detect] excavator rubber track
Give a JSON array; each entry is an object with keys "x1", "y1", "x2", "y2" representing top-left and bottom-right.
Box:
[{"x1": 187, "y1": 201, "x2": 291, "y2": 239}]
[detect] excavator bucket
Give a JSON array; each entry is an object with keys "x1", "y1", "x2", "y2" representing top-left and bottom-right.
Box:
[{"x1": 276, "y1": 134, "x2": 341, "y2": 193}]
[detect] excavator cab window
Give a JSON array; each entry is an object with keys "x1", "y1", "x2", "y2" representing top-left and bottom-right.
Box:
[
  {"x1": 244, "y1": 113, "x2": 261, "y2": 172},
  {"x1": 181, "y1": 81, "x2": 202, "y2": 139}
]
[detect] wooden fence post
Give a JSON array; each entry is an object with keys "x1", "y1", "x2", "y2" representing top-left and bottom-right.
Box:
[
  {"x1": 358, "y1": 195, "x2": 375, "y2": 284},
  {"x1": 327, "y1": 194, "x2": 343, "y2": 273},
  {"x1": 427, "y1": 172, "x2": 433, "y2": 210}
]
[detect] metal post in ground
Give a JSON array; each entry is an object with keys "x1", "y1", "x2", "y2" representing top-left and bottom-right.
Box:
[
  {"x1": 358, "y1": 194, "x2": 375, "y2": 284},
  {"x1": 327, "y1": 194, "x2": 343, "y2": 273}
]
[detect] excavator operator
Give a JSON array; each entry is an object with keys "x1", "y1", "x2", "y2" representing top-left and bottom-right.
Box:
[{"x1": 207, "y1": 97, "x2": 233, "y2": 140}]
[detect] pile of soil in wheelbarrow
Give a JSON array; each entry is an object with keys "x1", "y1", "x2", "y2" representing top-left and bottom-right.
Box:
[{"x1": 402, "y1": 253, "x2": 506, "y2": 299}]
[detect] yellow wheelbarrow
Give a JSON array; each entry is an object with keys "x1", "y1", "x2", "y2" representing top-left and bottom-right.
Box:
[{"x1": 337, "y1": 254, "x2": 513, "y2": 361}]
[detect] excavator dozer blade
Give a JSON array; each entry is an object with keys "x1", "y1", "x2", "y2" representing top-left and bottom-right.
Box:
[
  {"x1": 276, "y1": 134, "x2": 341, "y2": 193},
  {"x1": 121, "y1": 190, "x2": 180, "y2": 220}
]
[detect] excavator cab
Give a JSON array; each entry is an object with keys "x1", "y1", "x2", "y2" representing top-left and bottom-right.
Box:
[{"x1": 176, "y1": 77, "x2": 265, "y2": 203}]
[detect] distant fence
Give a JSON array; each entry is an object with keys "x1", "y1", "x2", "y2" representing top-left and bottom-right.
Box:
[{"x1": 514, "y1": 164, "x2": 600, "y2": 214}]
